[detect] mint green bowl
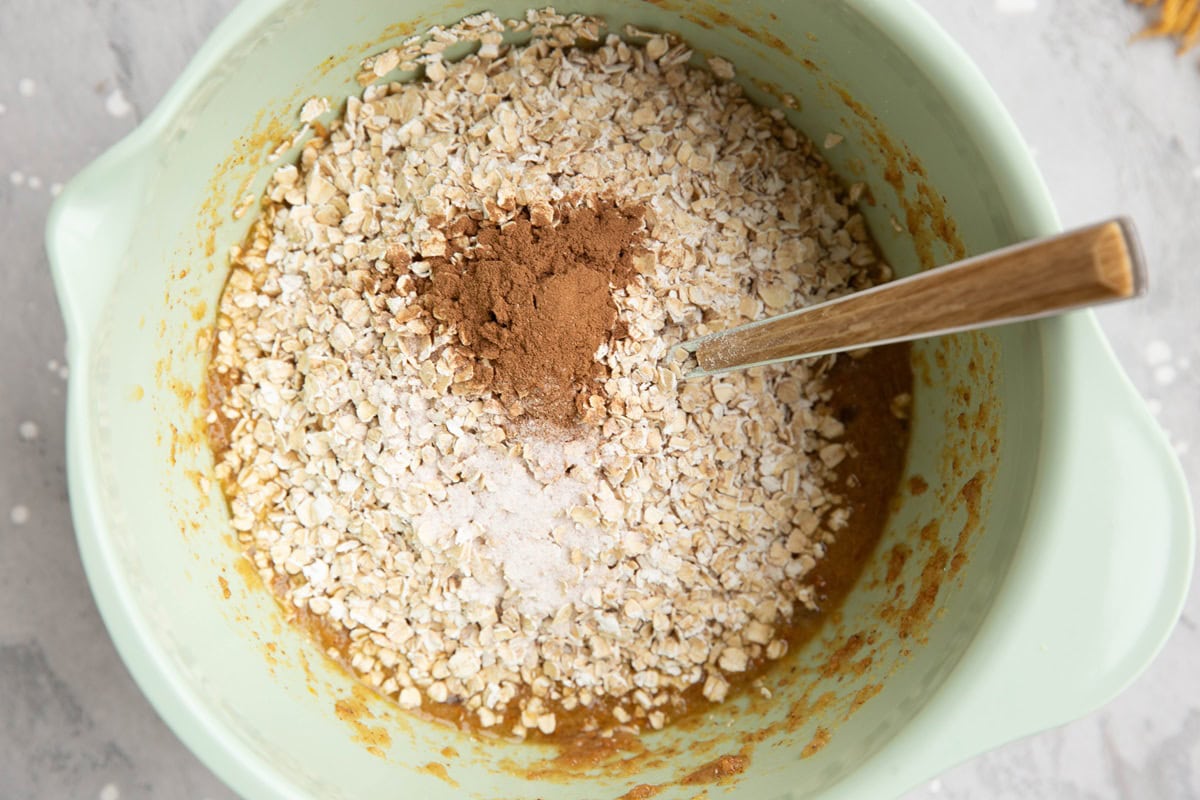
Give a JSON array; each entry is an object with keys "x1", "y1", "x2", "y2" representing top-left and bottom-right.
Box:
[{"x1": 45, "y1": 1, "x2": 1193, "y2": 798}]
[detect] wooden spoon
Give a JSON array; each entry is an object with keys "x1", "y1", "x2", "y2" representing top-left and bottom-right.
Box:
[{"x1": 680, "y1": 218, "x2": 1146, "y2": 378}]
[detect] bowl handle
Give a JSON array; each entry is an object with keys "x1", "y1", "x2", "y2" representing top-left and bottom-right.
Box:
[
  {"x1": 45, "y1": 131, "x2": 156, "y2": 341},
  {"x1": 885, "y1": 313, "x2": 1194, "y2": 790}
]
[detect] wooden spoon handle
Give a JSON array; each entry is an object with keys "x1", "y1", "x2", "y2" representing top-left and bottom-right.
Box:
[{"x1": 685, "y1": 218, "x2": 1145, "y2": 377}]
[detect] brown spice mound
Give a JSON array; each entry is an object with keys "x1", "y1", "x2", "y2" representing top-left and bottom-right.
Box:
[{"x1": 423, "y1": 198, "x2": 645, "y2": 423}]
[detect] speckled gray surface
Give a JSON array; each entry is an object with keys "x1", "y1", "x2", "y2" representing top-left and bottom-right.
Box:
[{"x1": 1, "y1": 1, "x2": 1196, "y2": 798}]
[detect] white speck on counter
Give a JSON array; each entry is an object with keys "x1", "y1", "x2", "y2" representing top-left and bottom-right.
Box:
[
  {"x1": 1146, "y1": 339, "x2": 1173, "y2": 365},
  {"x1": 995, "y1": 0, "x2": 1037, "y2": 12},
  {"x1": 928, "y1": 778, "x2": 943, "y2": 793},
  {"x1": 98, "y1": 784, "x2": 120, "y2": 800},
  {"x1": 1193, "y1": 165, "x2": 1200, "y2": 181},
  {"x1": 9, "y1": 506, "x2": 30, "y2": 526},
  {"x1": 17, "y1": 77, "x2": 36, "y2": 96},
  {"x1": 0, "y1": 101, "x2": 6, "y2": 114},
  {"x1": 27, "y1": 175, "x2": 41, "y2": 190},
  {"x1": 49, "y1": 182, "x2": 63, "y2": 196},
  {"x1": 18, "y1": 421, "x2": 38, "y2": 441},
  {"x1": 47, "y1": 359, "x2": 58, "y2": 372},
  {"x1": 57, "y1": 364, "x2": 69, "y2": 381},
  {"x1": 1146, "y1": 398, "x2": 1163, "y2": 416},
  {"x1": 1176, "y1": 441, "x2": 1191, "y2": 456},
  {"x1": 9, "y1": 171, "x2": 24, "y2": 186},
  {"x1": 105, "y1": 88, "x2": 132, "y2": 118},
  {"x1": 1155, "y1": 364, "x2": 1178, "y2": 386}
]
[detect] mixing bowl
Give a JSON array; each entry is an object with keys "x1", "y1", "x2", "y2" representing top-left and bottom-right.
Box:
[{"x1": 45, "y1": 1, "x2": 1194, "y2": 798}]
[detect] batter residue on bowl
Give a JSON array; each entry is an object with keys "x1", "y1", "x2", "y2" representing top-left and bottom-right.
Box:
[{"x1": 205, "y1": 9, "x2": 911, "y2": 741}]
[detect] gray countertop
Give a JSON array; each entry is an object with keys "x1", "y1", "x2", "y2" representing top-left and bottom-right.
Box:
[{"x1": 1, "y1": 1, "x2": 1196, "y2": 798}]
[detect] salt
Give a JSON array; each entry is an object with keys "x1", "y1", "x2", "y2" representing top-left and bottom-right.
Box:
[{"x1": 410, "y1": 435, "x2": 603, "y2": 620}]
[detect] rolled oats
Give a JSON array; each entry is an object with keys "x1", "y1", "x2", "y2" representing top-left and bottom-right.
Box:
[{"x1": 209, "y1": 9, "x2": 889, "y2": 739}]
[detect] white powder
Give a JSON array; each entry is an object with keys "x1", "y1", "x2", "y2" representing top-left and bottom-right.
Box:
[
  {"x1": 519, "y1": 423, "x2": 599, "y2": 483},
  {"x1": 410, "y1": 436, "x2": 603, "y2": 620},
  {"x1": 1146, "y1": 339, "x2": 1172, "y2": 366},
  {"x1": 105, "y1": 88, "x2": 132, "y2": 118}
]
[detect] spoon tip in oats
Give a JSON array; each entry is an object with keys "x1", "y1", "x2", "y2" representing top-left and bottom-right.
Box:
[{"x1": 680, "y1": 217, "x2": 1146, "y2": 378}]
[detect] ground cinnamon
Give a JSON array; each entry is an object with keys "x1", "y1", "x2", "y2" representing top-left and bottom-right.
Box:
[{"x1": 423, "y1": 198, "x2": 646, "y2": 423}]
